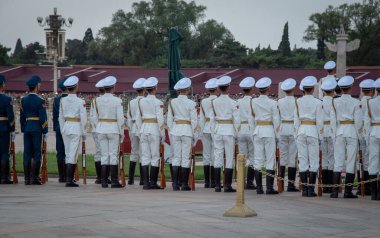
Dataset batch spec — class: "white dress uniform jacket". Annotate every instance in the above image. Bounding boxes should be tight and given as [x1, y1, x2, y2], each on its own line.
[237, 96, 255, 166]
[90, 96, 101, 162]
[321, 95, 334, 170]
[364, 96, 380, 175]
[59, 94, 87, 164]
[359, 95, 372, 171]
[199, 95, 217, 166]
[127, 96, 144, 162]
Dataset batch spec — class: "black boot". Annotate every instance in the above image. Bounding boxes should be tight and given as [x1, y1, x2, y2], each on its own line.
[172, 166, 180, 191]
[142, 165, 150, 190]
[210, 166, 215, 188]
[330, 172, 340, 198]
[279, 166, 285, 192]
[287, 167, 299, 192]
[224, 168, 236, 192]
[31, 161, 42, 185]
[94, 161, 101, 184]
[214, 167, 221, 192]
[300, 172, 308, 197]
[107, 166, 112, 184]
[322, 170, 329, 193]
[1, 160, 12, 184]
[245, 167, 257, 190]
[101, 165, 109, 188]
[308, 172, 317, 197]
[255, 171, 264, 194]
[65, 164, 79, 187]
[128, 161, 136, 185]
[327, 170, 334, 193]
[177, 167, 182, 188]
[139, 163, 143, 185]
[181, 168, 191, 191]
[150, 166, 162, 189]
[377, 179, 380, 201]
[356, 169, 361, 195]
[266, 170, 278, 194]
[369, 175, 378, 200]
[344, 173, 358, 198]
[57, 159, 65, 183]
[110, 165, 123, 188]
[23, 161, 31, 185]
[364, 171, 371, 196]
[203, 165, 210, 188]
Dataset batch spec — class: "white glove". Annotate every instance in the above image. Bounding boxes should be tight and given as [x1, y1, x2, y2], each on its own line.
[82, 135, 87, 141]
[11, 132, 16, 141]
[43, 133, 48, 142]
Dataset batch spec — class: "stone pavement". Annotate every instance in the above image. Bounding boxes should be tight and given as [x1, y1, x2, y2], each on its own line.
[0, 179, 379, 238]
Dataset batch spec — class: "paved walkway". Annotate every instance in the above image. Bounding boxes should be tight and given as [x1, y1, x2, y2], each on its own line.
[0, 179, 379, 238]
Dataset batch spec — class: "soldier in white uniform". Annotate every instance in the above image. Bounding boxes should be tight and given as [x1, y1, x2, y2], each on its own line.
[210, 76, 240, 192]
[252, 77, 280, 195]
[167, 78, 197, 191]
[59, 76, 87, 187]
[357, 79, 375, 195]
[294, 76, 323, 197]
[365, 78, 380, 200]
[330, 75, 361, 199]
[199, 78, 218, 188]
[320, 77, 337, 193]
[127, 78, 145, 186]
[278, 78, 299, 192]
[318, 61, 336, 99]
[135, 77, 164, 190]
[93, 76, 124, 188]
[90, 79, 105, 184]
[237, 77, 256, 190]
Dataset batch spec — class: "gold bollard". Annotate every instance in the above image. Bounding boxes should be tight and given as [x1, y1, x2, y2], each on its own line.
[223, 154, 257, 217]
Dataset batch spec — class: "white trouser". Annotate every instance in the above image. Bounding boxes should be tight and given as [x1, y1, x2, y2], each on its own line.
[279, 135, 297, 167]
[321, 137, 334, 170]
[140, 133, 160, 167]
[213, 134, 235, 169]
[296, 135, 319, 172]
[202, 133, 214, 166]
[98, 133, 120, 165]
[253, 137, 275, 170]
[92, 132, 101, 162]
[368, 137, 380, 175]
[357, 138, 369, 171]
[333, 136, 358, 174]
[238, 134, 254, 167]
[130, 133, 141, 162]
[62, 134, 80, 164]
[172, 135, 192, 168]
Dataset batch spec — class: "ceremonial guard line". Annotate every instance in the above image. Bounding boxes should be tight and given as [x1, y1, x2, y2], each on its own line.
[0, 60, 379, 201]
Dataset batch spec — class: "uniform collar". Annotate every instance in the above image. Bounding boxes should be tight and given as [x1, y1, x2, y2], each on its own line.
[178, 95, 188, 99]
[258, 95, 268, 99]
[67, 94, 77, 97]
[341, 94, 351, 98]
[219, 94, 229, 98]
[147, 94, 156, 98]
[243, 95, 251, 99]
[209, 95, 217, 99]
[285, 95, 294, 99]
[323, 95, 332, 99]
[362, 95, 371, 99]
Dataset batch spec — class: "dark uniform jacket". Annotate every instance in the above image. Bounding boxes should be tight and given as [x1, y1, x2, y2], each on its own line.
[0, 93, 15, 132]
[20, 93, 48, 134]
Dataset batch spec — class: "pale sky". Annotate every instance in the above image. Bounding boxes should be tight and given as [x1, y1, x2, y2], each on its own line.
[0, 0, 361, 53]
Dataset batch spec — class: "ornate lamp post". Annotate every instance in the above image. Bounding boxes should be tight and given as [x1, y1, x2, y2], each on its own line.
[37, 8, 73, 94]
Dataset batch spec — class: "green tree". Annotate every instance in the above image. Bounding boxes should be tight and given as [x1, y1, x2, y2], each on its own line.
[13, 38, 24, 60]
[20, 42, 45, 64]
[278, 22, 291, 56]
[0, 44, 11, 65]
[211, 37, 247, 67]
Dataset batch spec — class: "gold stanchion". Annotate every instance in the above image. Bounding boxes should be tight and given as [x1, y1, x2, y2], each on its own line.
[223, 154, 257, 217]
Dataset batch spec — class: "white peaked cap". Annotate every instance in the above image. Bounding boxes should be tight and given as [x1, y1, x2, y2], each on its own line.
[281, 78, 296, 91]
[321, 77, 337, 91]
[324, 61, 336, 70]
[239, 77, 255, 89]
[144, 77, 158, 88]
[359, 79, 374, 89]
[301, 76, 317, 88]
[217, 76, 232, 86]
[133, 78, 146, 89]
[255, 77, 272, 89]
[205, 78, 218, 89]
[174, 77, 191, 90]
[63, 76, 79, 87]
[338, 75, 354, 87]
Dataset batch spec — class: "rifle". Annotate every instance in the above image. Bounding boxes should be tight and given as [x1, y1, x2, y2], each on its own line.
[119, 142, 126, 187]
[82, 141, 87, 184]
[359, 149, 365, 197]
[317, 149, 323, 196]
[160, 143, 166, 189]
[276, 147, 283, 193]
[41, 141, 47, 184]
[189, 147, 196, 191]
[10, 141, 18, 184]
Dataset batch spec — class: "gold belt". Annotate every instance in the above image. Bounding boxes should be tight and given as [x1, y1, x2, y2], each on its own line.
[281, 120, 293, 124]
[371, 122, 380, 126]
[26, 117, 39, 121]
[241, 121, 248, 124]
[65, 117, 80, 122]
[324, 121, 330, 125]
[216, 119, 233, 124]
[143, 118, 158, 123]
[175, 120, 191, 125]
[99, 118, 117, 122]
[256, 121, 273, 126]
[301, 120, 316, 125]
[205, 118, 210, 122]
[0, 117, 8, 121]
[339, 120, 354, 125]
